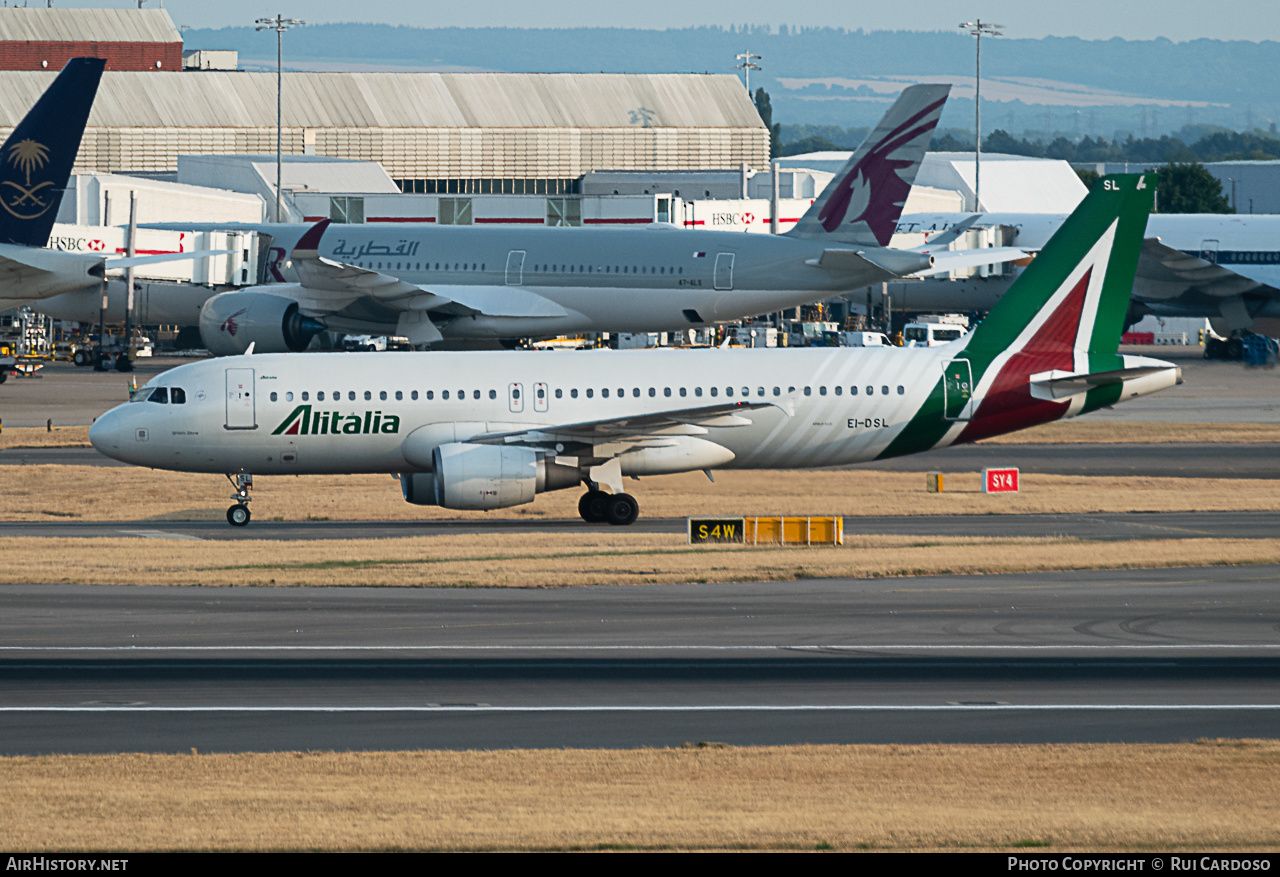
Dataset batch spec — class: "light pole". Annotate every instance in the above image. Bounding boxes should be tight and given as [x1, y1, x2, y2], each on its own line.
[959, 20, 1002, 212]
[735, 51, 761, 93]
[256, 14, 304, 222]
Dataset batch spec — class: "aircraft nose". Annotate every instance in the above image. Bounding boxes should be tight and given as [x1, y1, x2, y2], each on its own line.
[89, 408, 126, 459]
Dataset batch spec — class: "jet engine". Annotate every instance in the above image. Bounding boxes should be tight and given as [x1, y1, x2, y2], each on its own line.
[198, 288, 326, 356]
[399, 442, 579, 510]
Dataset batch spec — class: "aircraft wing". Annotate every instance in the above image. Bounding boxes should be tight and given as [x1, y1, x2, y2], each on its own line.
[288, 219, 567, 319]
[1136, 238, 1274, 300]
[0, 242, 103, 304]
[476, 400, 787, 447]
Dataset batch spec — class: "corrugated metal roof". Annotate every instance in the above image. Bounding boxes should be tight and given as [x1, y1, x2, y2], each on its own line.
[0, 70, 764, 130]
[0, 8, 181, 43]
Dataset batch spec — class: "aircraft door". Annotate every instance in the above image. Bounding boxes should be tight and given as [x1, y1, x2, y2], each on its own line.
[225, 367, 257, 430]
[508, 382, 524, 413]
[1200, 239, 1220, 264]
[506, 250, 526, 285]
[534, 382, 549, 413]
[941, 359, 974, 421]
[714, 253, 735, 290]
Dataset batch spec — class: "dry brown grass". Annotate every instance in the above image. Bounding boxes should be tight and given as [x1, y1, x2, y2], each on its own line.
[2, 742, 1278, 851]
[0, 426, 91, 449]
[2, 464, 1279, 523]
[4, 533, 1278, 588]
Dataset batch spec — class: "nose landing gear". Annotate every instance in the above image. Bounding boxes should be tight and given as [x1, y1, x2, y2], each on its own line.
[225, 472, 253, 527]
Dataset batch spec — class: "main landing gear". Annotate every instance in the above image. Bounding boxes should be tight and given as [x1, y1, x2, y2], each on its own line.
[578, 489, 639, 526]
[225, 472, 253, 527]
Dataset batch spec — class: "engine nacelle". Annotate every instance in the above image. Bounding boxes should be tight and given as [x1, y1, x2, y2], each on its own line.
[398, 472, 440, 507]
[198, 288, 325, 356]
[398, 442, 579, 510]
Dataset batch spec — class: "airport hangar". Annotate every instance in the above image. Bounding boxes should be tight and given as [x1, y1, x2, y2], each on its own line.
[0, 9, 768, 200]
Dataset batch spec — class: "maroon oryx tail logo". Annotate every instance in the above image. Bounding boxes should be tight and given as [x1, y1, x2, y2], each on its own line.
[221, 308, 249, 337]
[817, 95, 946, 245]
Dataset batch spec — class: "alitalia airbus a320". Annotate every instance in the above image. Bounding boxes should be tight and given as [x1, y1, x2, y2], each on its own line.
[90, 174, 1179, 527]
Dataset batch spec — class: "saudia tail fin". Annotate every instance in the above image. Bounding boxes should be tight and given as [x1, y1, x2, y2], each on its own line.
[880, 174, 1170, 457]
[0, 57, 105, 247]
[786, 83, 949, 246]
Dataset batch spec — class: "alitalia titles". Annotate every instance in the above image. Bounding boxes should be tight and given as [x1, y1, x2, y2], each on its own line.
[272, 404, 401, 437]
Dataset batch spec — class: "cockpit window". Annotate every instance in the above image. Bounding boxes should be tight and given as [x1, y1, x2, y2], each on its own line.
[147, 387, 169, 404]
[171, 388, 186, 404]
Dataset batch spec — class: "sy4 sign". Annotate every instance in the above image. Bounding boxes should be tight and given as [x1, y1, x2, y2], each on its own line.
[983, 467, 1020, 494]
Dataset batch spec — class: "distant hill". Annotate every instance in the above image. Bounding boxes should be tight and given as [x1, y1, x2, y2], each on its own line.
[185, 25, 1280, 139]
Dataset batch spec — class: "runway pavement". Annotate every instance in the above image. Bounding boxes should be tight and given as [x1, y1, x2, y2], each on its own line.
[1, 564, 1278, 752]
[3, 349, 1278, 754]
[0, 509, 1276, 541]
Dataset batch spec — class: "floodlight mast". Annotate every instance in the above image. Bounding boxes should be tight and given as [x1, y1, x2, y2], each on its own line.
[735, 51, 762, 93]
[255, 14, 305, 223]
[959, 20, 1003, 212]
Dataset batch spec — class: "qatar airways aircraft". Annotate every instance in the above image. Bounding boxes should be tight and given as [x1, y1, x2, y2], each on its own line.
[90, 174, 1178, 527]
[64, 83, 1020, 354]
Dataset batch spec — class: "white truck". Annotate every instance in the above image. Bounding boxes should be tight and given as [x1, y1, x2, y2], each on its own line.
[902, 314, 971, 347]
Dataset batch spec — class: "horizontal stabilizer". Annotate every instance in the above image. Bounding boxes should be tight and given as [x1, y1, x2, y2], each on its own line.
[911, 247, 1028, 277]
[806, 248, 933, 277]
[1029, 365, 1180, 400]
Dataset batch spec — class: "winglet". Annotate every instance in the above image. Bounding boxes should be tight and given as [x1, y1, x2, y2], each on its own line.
[292, 219, 331, 259]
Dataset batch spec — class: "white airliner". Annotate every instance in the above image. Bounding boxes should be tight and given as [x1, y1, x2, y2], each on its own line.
[90, 174, 1178, 527]
[47, 84, 1021, 353]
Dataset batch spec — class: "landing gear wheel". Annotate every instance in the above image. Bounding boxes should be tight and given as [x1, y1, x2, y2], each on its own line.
[224, 472, 254, 527]
[578, 490, 609, 524]
[604, 493, 639, 526]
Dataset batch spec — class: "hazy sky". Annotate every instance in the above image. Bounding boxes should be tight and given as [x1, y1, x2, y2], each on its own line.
[66, 1, 1280, 43]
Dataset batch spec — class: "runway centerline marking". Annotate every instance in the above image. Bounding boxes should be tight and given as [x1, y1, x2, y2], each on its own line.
[116, 529, 206, 541]
[3, 644, 1280, 652]
[3, 704, 1280, 713]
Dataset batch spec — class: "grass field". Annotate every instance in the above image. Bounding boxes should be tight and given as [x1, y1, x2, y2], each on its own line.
[3, 464, 1280, 524]
[4, 532, 1278, 587]
[3, 742, 1277, 851]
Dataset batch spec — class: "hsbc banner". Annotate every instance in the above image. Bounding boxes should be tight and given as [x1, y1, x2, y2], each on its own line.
[44, 223, 251, 285]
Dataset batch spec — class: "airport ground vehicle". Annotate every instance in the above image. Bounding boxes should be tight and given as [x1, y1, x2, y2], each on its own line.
[90, 175, 1178, 527]
[903, 314, 971, 347]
